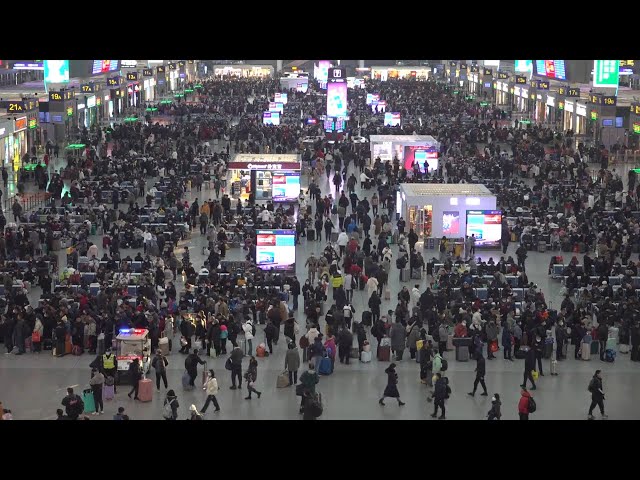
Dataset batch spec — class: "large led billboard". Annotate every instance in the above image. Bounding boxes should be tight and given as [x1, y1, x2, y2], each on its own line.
[44, 60, 69, 83]
[593, 60, 620, 88]
[466, 210, 503, 247]
[534, 60, 567, 80]
[91, 60, 120, 75]
[255, 229, 296, 271]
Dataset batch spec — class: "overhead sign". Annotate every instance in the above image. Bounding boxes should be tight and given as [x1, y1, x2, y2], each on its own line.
[156, 66, 165, 74]
[7, 101, 25, 113]
[483, 68, 492, 76]
[81, 83, 95, 93]
[167, 63, 176, 70]
[49, 91, 64, 102]
[126, 72, 138, 81]
[14, 116, 27, 132]
[107, 76, 121, 87]
[13, 62, 44, 70]
[593, 60, 620, 88]
[567, 87, 581, 97]
[497, 71, 509, 79]
[120, 60, 137, 68]
[515, 75, 527, 84]
[537, 80, 550, 90]
[143, 68, 153, 77]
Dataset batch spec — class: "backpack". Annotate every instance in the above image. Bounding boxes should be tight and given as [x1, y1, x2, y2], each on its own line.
[163, 399, 175, 419]
[440, 358, 448, 372]
[588, 379, 595, 393]
[528, 396, 537, 413]
[251, 323, 256, 337]
[310, 394, 323, 418]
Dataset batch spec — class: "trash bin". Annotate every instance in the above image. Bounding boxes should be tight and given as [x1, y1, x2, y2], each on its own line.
[452, 337, 473, 362]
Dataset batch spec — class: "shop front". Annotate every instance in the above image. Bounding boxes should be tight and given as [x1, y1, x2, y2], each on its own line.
[397, 183, 497, 247]
[563, 100, 575, 132]
[368, 135, 440, 171]
[23, 99, 39, 154]
[494, 80, 510, 106]
[0, 119, 13, 168]
[126, 82, 141, 108]
[629, 103, 640, 150]
[467, 71, 480, 94]
[213, 64, 274, 78]
[169, 68, 179, 92]
[143, 77, 156, 103]
[545, 94, 558, 126]
[227, 154, 301, 203]
[513, 86, 529, 113]
[534, 93, 545, 123]
[370, 66, 430, 81]
[12, 116, 28, 171]
[575, 103, 588, 136]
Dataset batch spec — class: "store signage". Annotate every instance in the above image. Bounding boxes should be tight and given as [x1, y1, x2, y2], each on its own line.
[515, 75, 527, 84]
[227, 162, 301, 170]
[567, 87, 580, 97]
[81, 83, 94, 93]
[66, 107, 73, 116]
[633, 122, 640, 134]
[77, 103, 85, 110]
[143, 68, 153, 77]
[603, 95, 617, 106]
[530, 79, 538, 88]
[121, 60, 137, 68]
[107, 76, 120, 86]
[126, 72, 138, 81]
[565, 102, 574, 112]
[0, 128, 5, 136]
[14, 116, 27, 131]
[459, 63, 467, 70]
[13, 62, 44, 70]
[590, 111, 598, 120]
[156, 66, 166, 74]
[514, 86, 521, 96]
[49, 91, 64, 101]
[558, 101, 564, 110]
[470, 65, 479, 73]
[631, 104, 640, 115]
[589, 94, 600, 104]
[483, 68, 492, 76]
[87, 95, 96, 108]
[576, 104, 587, 116]
[593, 60, 620, 87]
[28, 118, 37, 129]
[96, 97, 102, 106]
[537, 81, 550, 90]
[546, 96, 555, 107]
[167, 63, 176, 70]
[7, 101, 25, 113]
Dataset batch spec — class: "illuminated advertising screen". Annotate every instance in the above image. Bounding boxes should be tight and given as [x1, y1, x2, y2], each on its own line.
[514, 60, 533, 73]
[404, 146, 438, 172]
[326, 81, 347, 117]
[274, 92, 288, 105]
[384, 112, 401, 127]
[466, 210, 503, 247]
[44, 60, 69, 83]
[296, 81, 308, 93]
[371, 100, 387, 112]
[366, 93, 380, 105]
[255, 229, 296, 271]
[91, 60, 120, 75]
[442, 211, 460, 236]
[593, 60, 620, 88]
[316, 61, 331, 82]
[263, 112, 280, 126]
[271, 172, 301, 202]
[534, 60, 567, 80]
[268, 102, 284, 113]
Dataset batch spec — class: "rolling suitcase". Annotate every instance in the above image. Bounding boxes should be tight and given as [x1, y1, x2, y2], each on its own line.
[82, 389, 95, 414]
[96, 333, 105, 356]
[550, 359, 558, 376]
[138, 378, 153, 402]
[447, 334, 454, 352]
[581, 342, 591, 360]
[103, 384, 115, 401]
[538, 241, 546, 253]
[350, 347, 360, 359]
[619, 344, 630, 354]
[318, 355, 333, 375]
[591, 341, 599, 355]
[277, 371, 289, 388]
[361, 350, 372, 363]
[384, 287, 391, 300]
[307, 229, 315, 241]
[65, 335, 73, 355]
[400, 268, 410, 282]
[377, 345, 391, 361]
[605, 349, 616, 362]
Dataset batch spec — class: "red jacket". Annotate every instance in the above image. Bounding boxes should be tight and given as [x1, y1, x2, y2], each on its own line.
[518, 391, 532, 414]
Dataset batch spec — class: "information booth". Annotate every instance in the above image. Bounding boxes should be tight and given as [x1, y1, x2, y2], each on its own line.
[227, 154, 301, 203]
[115, 328, 151, 385]
[397, 184, 497, 248]
[369, 135, 440, 171]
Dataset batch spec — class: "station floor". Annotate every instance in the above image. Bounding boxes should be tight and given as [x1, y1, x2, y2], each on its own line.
[1, 153, 639, 420]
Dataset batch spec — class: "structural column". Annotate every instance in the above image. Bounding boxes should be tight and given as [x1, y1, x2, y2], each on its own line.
[276, 60, 283, 72]
[359, 60, 365, 68]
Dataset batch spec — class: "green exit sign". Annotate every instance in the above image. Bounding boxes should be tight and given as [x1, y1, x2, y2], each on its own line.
[184, 89, 194, 93]
[160, 100, 172, 104]
[520, 120, 532, 124]
[174, 94, 184, 98]
[480, 102, 489, 107]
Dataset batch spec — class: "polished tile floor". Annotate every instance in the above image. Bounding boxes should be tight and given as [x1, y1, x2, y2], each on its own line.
[1, 150, 639, 420]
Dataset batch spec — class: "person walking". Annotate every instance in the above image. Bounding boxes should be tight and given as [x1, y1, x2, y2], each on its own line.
[89, 368, 105, 415]
[299, 362, 320, 415]
[502, 324, 513, 361]
[61, 387, 84, 420]
[188, 404, 204, 420]
[244, 356, 262, 400]
[487, 393, 502, 420]
[467, 350, 488, 396]
[587, 370, 608, 420]
[430, 373, 447, 419]
[242, 319, 254, 355]
[285, 342, 301, 386]
[152, 349, 169, 392]
[162, 390, 179, 420]
[127, 358, 142, 400]
[185, 348, 206, 388]
[520, 346, 537, 390]
[201, 369, 220, 413]
[378, 363, 406, 407]
[518, 388, 534, 420]
[229, 344, 244, 389]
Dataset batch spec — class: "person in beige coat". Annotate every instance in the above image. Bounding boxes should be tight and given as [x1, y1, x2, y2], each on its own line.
[201, 369, 220, 413]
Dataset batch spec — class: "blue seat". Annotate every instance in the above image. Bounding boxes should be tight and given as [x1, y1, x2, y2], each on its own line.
[476, 288, 488, 300]
[127, 285, 138, 297]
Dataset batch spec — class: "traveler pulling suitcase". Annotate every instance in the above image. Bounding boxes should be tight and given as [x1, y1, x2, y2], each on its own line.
[581, 342, 591, 360]
[83, 389, 95, 414]
[138, 378, 153, 402]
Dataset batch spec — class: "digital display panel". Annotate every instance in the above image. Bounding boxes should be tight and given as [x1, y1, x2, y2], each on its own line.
[384, 112, 401, 127]
[326, 80, 347, 118]
[366, 93, 380, 105]
[268, 102, 284, 113]
[534, 60, 567, 80]
[370, 100, 387, 112]
[263, 111, 280, 126]
[271, 172, 301, 202]
[44, 60, 69, 83]
[274, 92, 288, 105]
[316, 61, 331, 82]
[466, 210, 503, 247]
[256, 230, 296, 271]
[442, 211, 460, 236]
[514, 60, 533, 73]
[403, 146, 438, 172]
[91, 60, 120, 75]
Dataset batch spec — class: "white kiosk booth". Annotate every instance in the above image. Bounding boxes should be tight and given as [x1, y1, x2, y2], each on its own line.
[369, 135, 440, 172]
[227, 154, 302, 203]
[397, 183, 498, 248]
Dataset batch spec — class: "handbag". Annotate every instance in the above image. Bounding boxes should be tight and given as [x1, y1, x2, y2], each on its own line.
[225, 357, 233, 371]
[531, 370, 539, 381]
[295, 383, 305, 396]
[490, 340, 498, 353]
[32, 331, 41, 343]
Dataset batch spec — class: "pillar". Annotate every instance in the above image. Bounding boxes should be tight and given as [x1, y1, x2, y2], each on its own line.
[359, 60, 365, 69]
[276, 60, 283, 72]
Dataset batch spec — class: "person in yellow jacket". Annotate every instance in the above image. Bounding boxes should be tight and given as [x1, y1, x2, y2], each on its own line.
[200, 202, 210, 217]
[102, 349, 118, 393]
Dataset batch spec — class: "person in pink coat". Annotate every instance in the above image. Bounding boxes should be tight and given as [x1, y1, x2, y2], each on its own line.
[324, 334, 337, 369]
